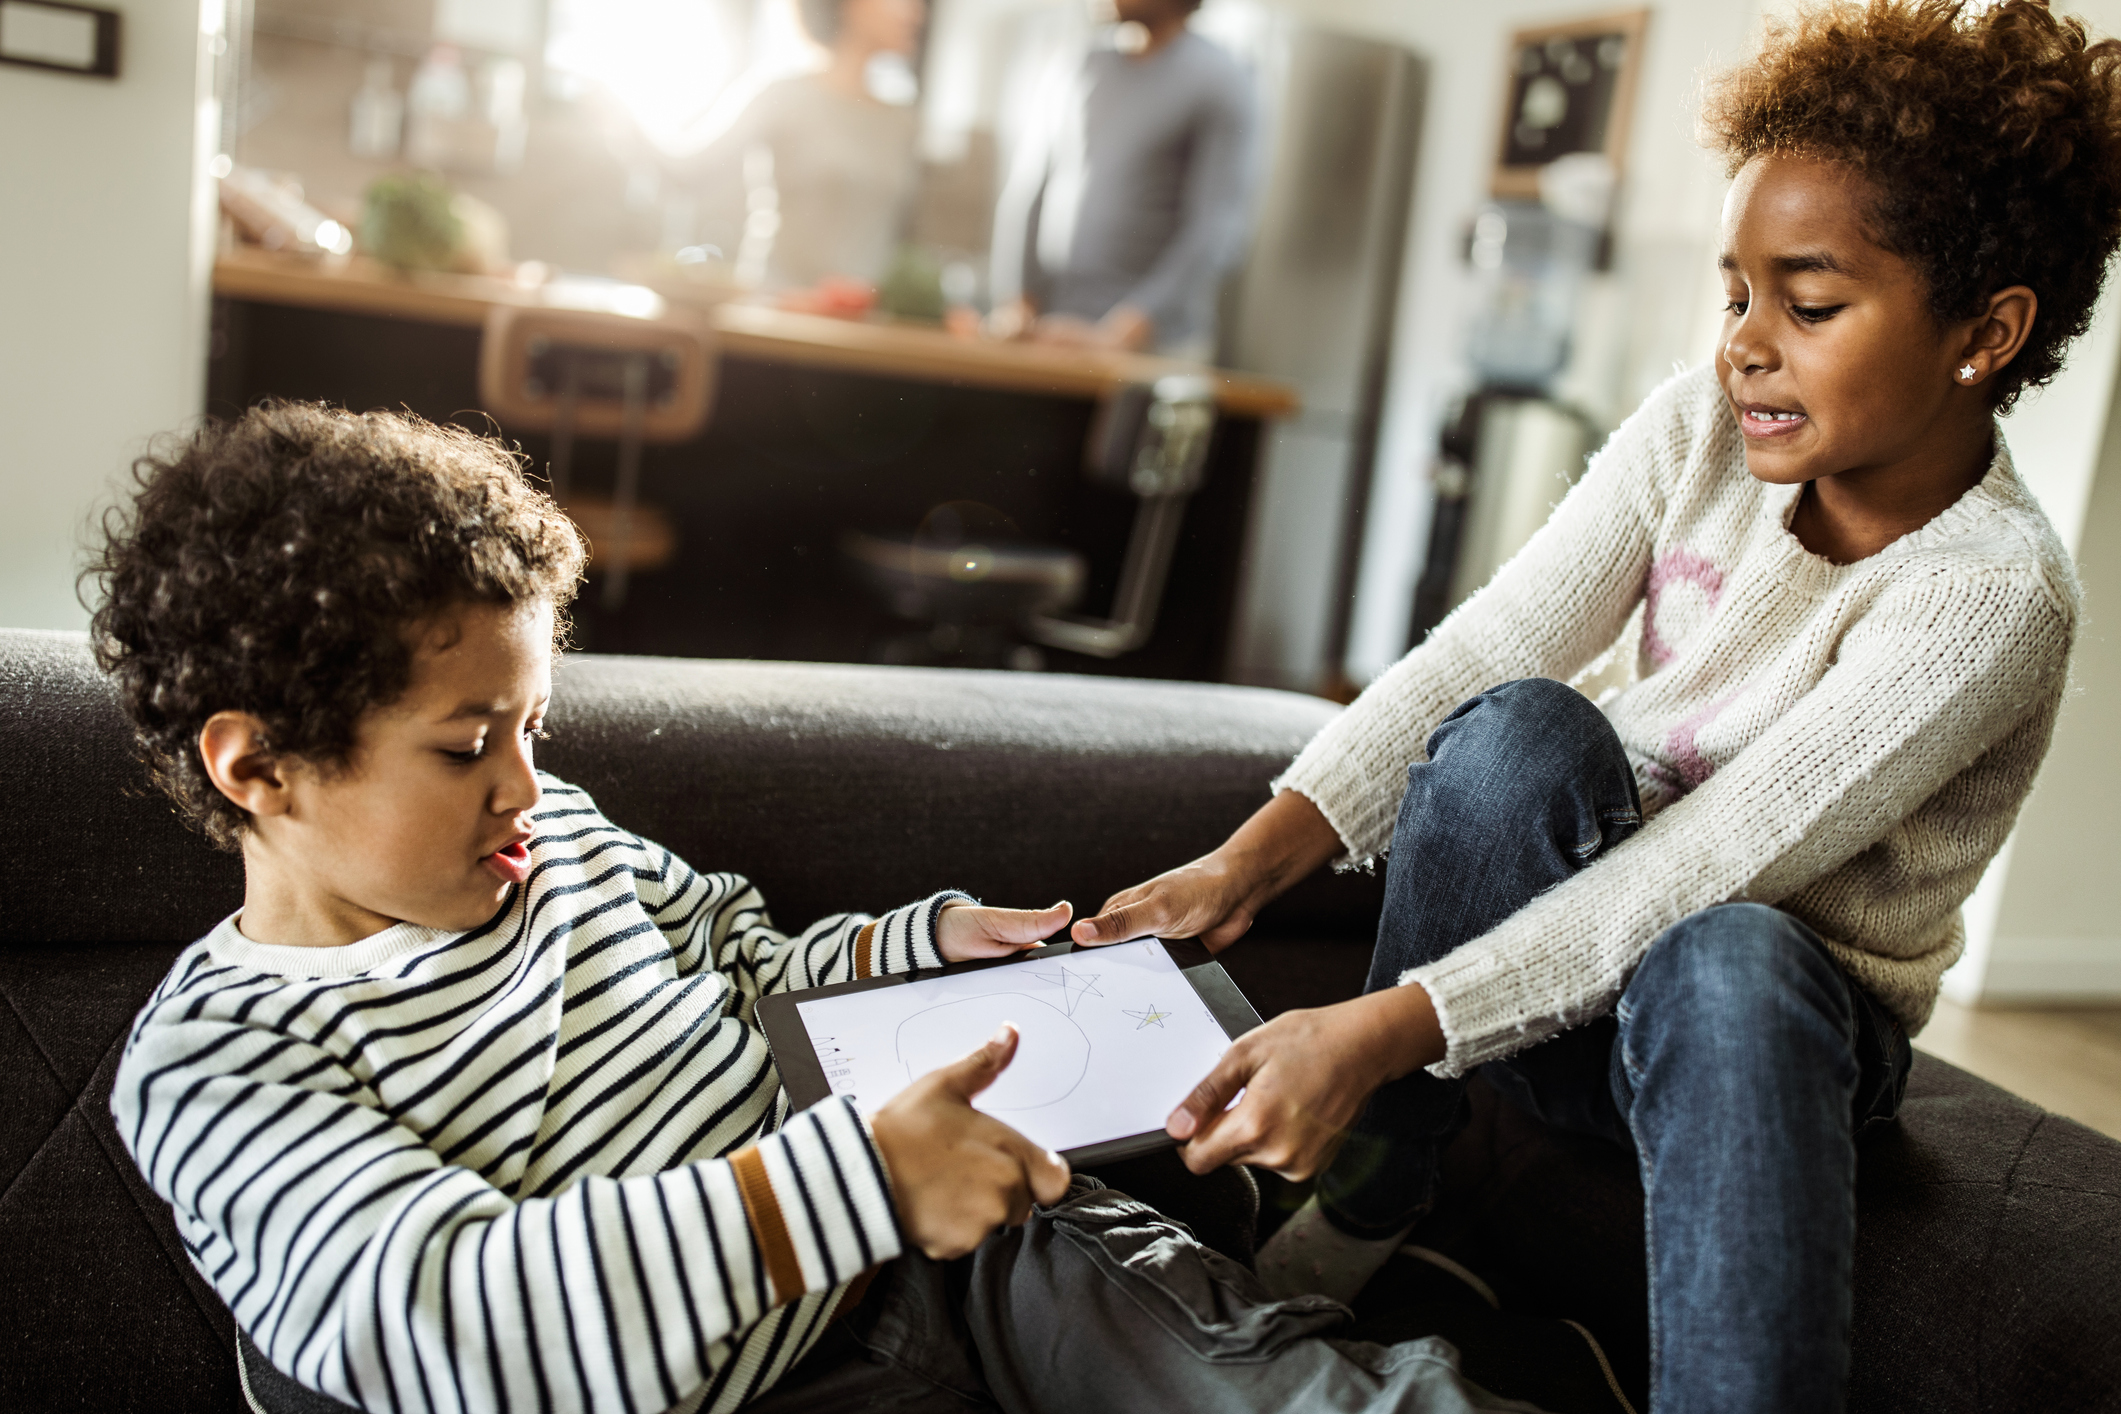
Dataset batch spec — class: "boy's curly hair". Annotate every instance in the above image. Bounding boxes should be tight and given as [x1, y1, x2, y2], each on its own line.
[1701, 0, 2121, 412]
[87, 402, 587, 849]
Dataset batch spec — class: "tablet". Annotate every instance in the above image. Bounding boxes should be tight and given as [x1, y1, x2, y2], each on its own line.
[760, 937, 1263, 1167]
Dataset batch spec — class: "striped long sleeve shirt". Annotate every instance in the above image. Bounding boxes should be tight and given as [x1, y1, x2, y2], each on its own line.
[113, 775, 959, 1414]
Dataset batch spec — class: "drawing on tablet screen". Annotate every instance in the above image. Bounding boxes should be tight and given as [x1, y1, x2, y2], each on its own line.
[895, 993, 1090, 1110]
[797, 938, 1237, 1153]
[1025, 965, 1103, 1017]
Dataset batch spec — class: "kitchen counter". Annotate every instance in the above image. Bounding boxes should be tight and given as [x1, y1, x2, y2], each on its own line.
[208, 248, 1289, 682]
[211, 247, 1300, 420]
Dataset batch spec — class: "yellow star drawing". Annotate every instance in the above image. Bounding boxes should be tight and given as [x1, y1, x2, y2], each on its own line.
[1123, 1003, 1172, 1029]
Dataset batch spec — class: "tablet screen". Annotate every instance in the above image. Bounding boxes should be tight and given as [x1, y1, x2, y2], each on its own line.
[791, 938, 1235, 1155]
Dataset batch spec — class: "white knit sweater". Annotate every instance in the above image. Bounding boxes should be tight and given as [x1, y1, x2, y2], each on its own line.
[1279, 366, 2078, 1077]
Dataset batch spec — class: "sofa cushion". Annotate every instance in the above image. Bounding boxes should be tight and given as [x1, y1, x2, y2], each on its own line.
[1846, 1060, 2121, 1412]
[1408, 1055, 2121, 1413]
[0, 940, 239, 1414]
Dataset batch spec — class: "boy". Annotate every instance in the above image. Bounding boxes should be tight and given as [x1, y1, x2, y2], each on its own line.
[101, 403, 1544, 1413]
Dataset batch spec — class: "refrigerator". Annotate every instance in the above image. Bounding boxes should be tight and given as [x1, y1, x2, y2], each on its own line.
[1215, 21, 1425, 693]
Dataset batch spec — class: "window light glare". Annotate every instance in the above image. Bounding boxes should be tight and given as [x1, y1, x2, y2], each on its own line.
[313, 219, 353, 255]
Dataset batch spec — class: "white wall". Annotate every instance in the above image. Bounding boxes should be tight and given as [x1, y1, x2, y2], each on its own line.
[1940, 0, 2121, 1004]
[0, 0, 216, 631]
[1946, 280, 2121, 1004]
[1956, 419, 2121, 1002]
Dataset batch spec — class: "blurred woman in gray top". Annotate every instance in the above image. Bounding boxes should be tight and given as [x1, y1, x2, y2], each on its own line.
[991, 0, 1257, 358]
[687, 0, 924, 291]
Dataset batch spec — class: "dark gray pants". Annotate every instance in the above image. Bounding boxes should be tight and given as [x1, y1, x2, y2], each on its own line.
[750, 1176, 1546, 1414]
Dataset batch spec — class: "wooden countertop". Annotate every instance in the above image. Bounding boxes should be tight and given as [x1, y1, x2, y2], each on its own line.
[213, 248, 1300, 419]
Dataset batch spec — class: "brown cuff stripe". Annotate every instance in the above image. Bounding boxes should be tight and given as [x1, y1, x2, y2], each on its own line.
[854, 920, 879, 979]
[829, 1264, 882, 1325]
[729, 1147, 804, 1306]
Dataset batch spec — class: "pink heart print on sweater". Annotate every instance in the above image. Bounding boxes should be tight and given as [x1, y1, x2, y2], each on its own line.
[1641, 548, 1743, 796]
[1643, 548, 1725, 668]
[1650, 688, 1748, 794]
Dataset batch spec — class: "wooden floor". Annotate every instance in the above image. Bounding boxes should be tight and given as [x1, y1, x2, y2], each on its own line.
[1915, 999, 2121, 1139]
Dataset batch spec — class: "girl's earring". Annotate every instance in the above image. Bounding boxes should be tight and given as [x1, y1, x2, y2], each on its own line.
[1959, 363, 1979, 382]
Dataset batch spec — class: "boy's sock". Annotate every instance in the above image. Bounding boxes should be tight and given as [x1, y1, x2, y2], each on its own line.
[1254, 1196, 1418, 1304]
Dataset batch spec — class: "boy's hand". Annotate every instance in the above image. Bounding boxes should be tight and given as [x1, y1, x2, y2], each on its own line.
[936, 900, 1071, 962]
[870, 1025, 1073, 1259]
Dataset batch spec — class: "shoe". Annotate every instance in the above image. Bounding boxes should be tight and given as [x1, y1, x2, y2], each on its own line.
[1253, 1197, 1418, 1304]
[1350, 1245, 1642, 1414]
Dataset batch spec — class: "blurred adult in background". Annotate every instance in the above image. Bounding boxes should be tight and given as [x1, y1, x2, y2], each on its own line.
[990, 0, 1256, 358]
[688, 0, 925, 290]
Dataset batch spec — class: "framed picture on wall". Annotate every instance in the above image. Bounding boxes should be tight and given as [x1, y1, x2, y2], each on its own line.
[1492, 8, 1648, 199]
[0, 0, 120, 78]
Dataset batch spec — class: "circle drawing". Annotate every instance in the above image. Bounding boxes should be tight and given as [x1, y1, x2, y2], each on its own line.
[895, 992, 1090, 1111]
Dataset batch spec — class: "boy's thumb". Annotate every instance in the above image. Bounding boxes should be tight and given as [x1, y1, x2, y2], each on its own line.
[938, 1024, 1019, 1099]
[989, 902, 1074, 946]
[1028, 1143, 1072, 1206]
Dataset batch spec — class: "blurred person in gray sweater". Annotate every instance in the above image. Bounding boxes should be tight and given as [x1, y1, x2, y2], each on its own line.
[990, 0, 1257, 358]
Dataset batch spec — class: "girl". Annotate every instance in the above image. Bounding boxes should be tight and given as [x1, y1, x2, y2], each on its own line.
[1071, 3, 2120, 1410]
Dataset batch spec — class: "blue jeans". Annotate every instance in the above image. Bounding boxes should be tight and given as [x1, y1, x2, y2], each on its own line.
[1315, 679, 1911, 1414]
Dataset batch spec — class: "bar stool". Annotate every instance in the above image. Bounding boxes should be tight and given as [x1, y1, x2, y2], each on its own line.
[839, 373, 1217, 667]
[478, 302, 716, 609]
[1027, 373, 1218, 658]
[840, 504, 1087, 670]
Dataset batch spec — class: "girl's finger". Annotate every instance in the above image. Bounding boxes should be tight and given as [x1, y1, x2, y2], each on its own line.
[1167, 1047, 1251, 1139]
[1072, 895, 1161, 945]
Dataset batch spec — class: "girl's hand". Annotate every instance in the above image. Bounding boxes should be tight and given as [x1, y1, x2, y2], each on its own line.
[1069, 854, 1262, 953]
[936, 900, 1071, 962]
[1162, 985, 1445, 1180]
[870, 1025, 1073, 1259]
[1071, 790, 1343, 953]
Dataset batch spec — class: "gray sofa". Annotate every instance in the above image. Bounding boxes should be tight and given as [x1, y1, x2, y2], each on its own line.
[3, 626, 2116, 1412]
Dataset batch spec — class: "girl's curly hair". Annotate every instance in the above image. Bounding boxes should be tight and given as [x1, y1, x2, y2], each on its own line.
[86, 402, 587, 849]
[1701, 0, 2121, 412]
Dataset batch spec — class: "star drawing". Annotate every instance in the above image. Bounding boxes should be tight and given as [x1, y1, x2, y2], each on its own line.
[1123, 1003, 1173, 1029]
[1029, 965, 1104, 1017]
